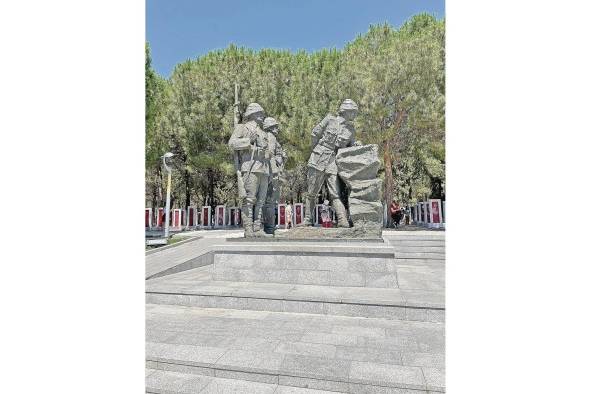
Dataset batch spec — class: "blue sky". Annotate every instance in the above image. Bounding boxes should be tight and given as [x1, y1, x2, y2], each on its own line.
[146, 0, 445, 77]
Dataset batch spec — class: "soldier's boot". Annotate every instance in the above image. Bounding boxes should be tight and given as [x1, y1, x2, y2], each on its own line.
[242, 203, 255, 237]
[252, 220, 266, 237]
[332, 199, 350, 228]
[252, 203, 269, 237]
[302, 197, 314, 226]
[262, 203, 275, 235]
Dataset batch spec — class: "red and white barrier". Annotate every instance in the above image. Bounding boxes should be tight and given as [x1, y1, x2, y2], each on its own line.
[187, 207, 197, 228]
[278, 204, 287, 228]
[228, 207, 241, 226]
[412, 200, 445, 228]
[294, 203, 303, 226]
[172, 208, 182, 230]
[146, 202, 327, 230]
[201, 206, 211, 227]
[156, 208, 164, 228]
[314, 204, 322, 226]
[215, 205, 226, 227]
[428, 199, 443, 229]
[145, 208, 152, 229]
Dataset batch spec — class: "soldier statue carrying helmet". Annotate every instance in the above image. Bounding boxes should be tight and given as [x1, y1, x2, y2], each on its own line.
[228, 102, 271, 237]
[303, 99, 361, 227]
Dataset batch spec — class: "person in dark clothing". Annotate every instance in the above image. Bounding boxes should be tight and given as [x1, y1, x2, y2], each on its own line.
[389, 200, 403, 228]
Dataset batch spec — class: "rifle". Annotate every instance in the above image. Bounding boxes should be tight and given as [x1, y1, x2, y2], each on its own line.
[233, 83, 247, 199]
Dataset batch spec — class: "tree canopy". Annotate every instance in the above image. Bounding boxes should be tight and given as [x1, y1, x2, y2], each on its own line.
[145, 14, 445, 211]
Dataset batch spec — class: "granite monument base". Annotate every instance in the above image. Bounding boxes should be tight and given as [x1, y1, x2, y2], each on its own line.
[275, 222, 382, 240]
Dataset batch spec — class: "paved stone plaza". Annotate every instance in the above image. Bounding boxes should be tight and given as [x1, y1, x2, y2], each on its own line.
[146, 230, 444, 393]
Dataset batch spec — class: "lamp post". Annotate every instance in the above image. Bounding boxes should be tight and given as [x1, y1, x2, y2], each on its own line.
[162, 152, 175, 238]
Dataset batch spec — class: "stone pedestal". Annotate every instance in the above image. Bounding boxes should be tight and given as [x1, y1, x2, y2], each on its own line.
[213, 243, 396, 288]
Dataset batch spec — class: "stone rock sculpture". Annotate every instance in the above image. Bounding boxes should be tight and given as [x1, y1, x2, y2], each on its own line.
[336, 144, 383, 226]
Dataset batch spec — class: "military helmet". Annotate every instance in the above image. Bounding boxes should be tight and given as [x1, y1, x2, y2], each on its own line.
[338, 99, 359, 113]
[244, 102, 265, 118]
[263, 117, 279, 131]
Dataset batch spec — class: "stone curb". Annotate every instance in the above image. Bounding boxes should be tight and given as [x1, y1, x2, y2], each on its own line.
[213, 243, 396, 256]
[145, 352, 445, 393]
[228, 237, 385, 243]
[145, 236, 203, 256]
[146, 293, 445, 323]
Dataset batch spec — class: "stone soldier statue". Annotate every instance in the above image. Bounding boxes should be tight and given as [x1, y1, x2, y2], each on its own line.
[262, 117, 287, 234]
[303, 99, 360, 227]
[228, 103, 271, 237]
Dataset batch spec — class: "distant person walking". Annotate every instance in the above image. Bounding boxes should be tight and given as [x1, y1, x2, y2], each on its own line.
[320, 200, 333, 228]
[285, 202, 293, 229]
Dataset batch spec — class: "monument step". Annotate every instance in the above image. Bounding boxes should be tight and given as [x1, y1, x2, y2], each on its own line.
[146, 237, 445, 281]
[392, 259, 445, 269]
[387, 238, 445, 244]
[388, 240, 445, 247]
[146, 368, 350, 394]
[146, 278, 444, 323]
[394, 252, 444, 260]
[146, 304, 444, 393]
[391, 246, 445, 253]
[384, 234, 445, 241]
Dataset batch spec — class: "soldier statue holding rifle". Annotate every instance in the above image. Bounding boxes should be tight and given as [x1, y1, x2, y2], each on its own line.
[228, 102, 271, 237]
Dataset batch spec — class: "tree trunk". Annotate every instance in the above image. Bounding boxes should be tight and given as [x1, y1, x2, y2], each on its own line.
[184, 170, 191, 209]
[382, 110, 407, 228]
[157, 166, 163, 208]
[151, 172, 158, 209]
[208, 169, 215, 207]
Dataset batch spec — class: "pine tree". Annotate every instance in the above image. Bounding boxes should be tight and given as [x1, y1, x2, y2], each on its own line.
[145, 14, 445, 212]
